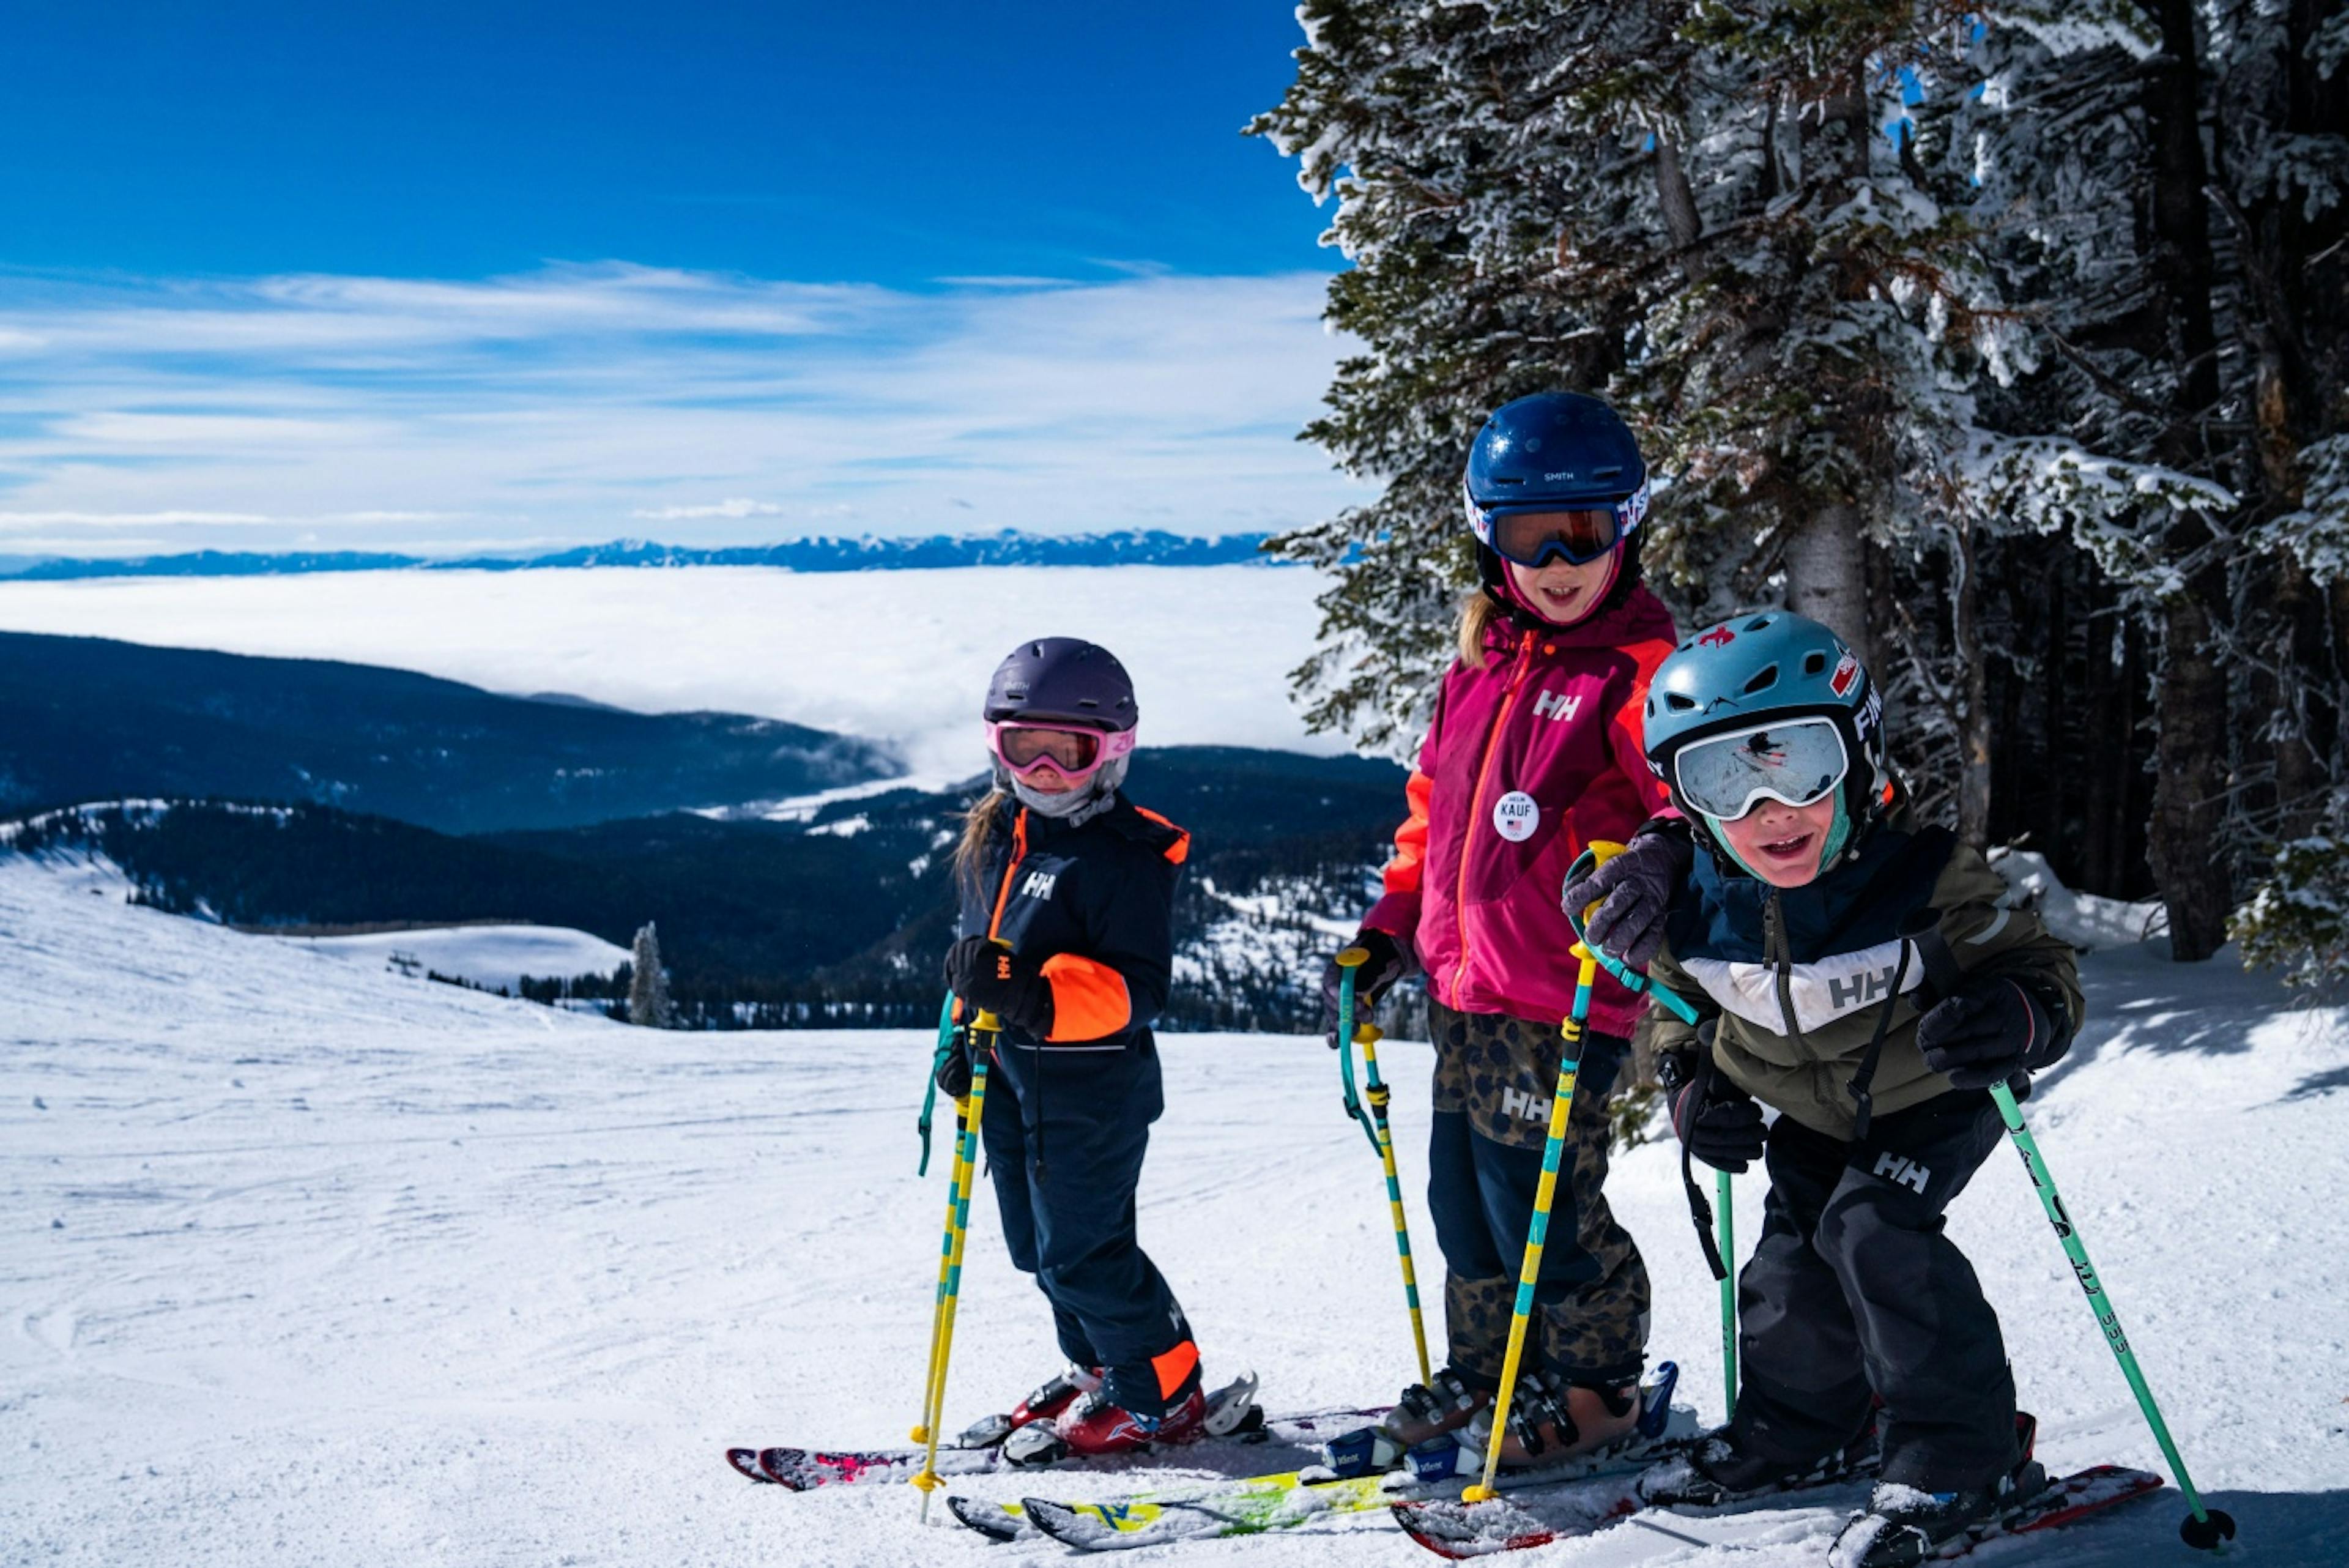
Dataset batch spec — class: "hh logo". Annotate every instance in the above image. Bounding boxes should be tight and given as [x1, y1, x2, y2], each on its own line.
[1872, 1153, 1931, 1195]
[1020, 870, 1058, 901]
[1699, 625, 1737, 648]
[1532, 689, 1583, 723]
[1828, 964, 1898, 1010]
[1499, 1087, 1548, 1124]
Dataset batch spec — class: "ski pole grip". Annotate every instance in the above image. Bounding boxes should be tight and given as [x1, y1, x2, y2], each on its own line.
[1564, 839, 1626, 931]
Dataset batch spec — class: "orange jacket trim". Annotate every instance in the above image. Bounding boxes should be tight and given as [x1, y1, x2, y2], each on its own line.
[1380, 768, 1434, 896]
[1151, 1338, 1201, 1400]
[984, 808, 1031, 941]
[1039, 953, 1132, 1041]
[1130, 804, 1192, 865]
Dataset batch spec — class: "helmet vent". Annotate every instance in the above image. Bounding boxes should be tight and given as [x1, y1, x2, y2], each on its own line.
[1492, 475, 1525, 485]
[1590, 465, 1623, 480]
[1803, 651, 1828, 675]
[1741, 664, 1779, 696]
[1743, 615, 1773, 633]
[1664, 692, 1698, 711]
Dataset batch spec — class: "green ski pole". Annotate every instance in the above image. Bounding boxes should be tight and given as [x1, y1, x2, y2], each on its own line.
[915, 989, 957, 1176]
[1336, 948, 1432, 1386]
[1990, 1080, 2235, 1549]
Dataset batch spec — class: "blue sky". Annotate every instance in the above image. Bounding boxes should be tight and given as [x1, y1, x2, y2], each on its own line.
[0, 2, 1356, 557]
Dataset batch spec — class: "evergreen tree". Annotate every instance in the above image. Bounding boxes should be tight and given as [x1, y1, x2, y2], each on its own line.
[628, 921, 674, 1028]
[1255, 0, 2347, 971]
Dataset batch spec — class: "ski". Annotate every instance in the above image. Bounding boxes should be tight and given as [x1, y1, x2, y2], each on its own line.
[1392, 1463, 2163, 1561]
[1000, 1372, 1698, 1553]
[724, 1376, 1376, 1492]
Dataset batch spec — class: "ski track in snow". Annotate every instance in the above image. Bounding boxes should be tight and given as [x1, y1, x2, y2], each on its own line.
[3, 852, 2347, 1565]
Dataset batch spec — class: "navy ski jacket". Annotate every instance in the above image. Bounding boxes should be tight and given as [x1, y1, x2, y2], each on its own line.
[954, 792, 1187, 1052]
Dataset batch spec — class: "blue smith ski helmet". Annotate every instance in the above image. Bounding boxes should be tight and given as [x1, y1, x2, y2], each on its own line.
[1463, 392, 1651, 584]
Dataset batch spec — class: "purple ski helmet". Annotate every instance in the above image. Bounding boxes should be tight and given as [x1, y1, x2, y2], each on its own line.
[983, 637, 1139, 733]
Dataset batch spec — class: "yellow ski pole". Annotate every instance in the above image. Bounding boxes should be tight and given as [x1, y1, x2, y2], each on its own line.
[911, 1077, 973, 1444]
[910, 1008, 998, 1517]
[1336, 947, 1433, 1386]
[1462, 839, 1629, 1504]
[1462, 940, 1596, 1503]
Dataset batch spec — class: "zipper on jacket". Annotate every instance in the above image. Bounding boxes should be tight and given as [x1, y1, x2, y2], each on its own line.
[985, 808, 1030, 943]
[1764, 889, 1810, 1055]
[1452, 629, 1538, 995]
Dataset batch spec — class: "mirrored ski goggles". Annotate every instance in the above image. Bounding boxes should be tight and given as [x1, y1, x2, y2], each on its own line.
[987, 721, 1135, 781]
[1672, 716, 1851, 821]
[1475, 505, 1626, 568]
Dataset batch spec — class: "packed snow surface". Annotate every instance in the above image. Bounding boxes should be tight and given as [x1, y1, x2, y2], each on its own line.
[0, 563, 1341, 775]
[274, 923, 631, 997]
[5, 852, 2348, 1566]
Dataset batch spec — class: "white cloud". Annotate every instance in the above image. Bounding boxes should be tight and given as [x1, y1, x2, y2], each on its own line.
[0, 262, 1360, 557]
[0, 510, 276, 530]
[629, 497, 786, 521]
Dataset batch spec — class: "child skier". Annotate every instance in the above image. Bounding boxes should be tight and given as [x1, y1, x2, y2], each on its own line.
[937, 636, 1215, 1464]
[1319, 392, 1688, 1470]
[1587, 611, 2083, 1568]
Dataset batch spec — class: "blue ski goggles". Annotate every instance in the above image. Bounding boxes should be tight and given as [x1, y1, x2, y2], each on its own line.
[1466, 480, 1650, 569]
[1672, 716, 1850, 821]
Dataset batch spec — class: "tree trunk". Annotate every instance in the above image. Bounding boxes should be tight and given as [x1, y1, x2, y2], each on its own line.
[1951, 518, 1992, 849]
[1784, 503, 1877, 675]
[2140, 0, 2235, 959]
[2148, 589, 2235, 957]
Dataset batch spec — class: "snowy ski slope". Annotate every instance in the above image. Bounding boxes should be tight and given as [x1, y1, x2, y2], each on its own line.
[4, 851, 2346, 1566]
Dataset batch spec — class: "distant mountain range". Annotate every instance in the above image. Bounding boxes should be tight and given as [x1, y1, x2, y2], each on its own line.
[0, 631, 896, 834]
[0, 630, 1404, 1030]
[0, 529, 1279, 581]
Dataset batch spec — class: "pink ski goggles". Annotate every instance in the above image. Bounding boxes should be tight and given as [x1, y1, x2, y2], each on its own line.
[987, 721, 1135, 781]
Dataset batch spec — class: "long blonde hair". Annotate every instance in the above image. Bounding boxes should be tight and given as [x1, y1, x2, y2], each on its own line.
[1457, 590, 1505, 669]
[952, 787, 1009, 896]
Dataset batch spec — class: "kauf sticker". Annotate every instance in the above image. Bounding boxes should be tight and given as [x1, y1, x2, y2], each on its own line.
[1491, 790, 1540, 842]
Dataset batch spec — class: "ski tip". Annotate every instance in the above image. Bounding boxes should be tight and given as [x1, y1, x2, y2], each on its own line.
[754, 1447, 822, 1490]
[1020, 1496, 1151, 1553]
[724, 1447, 776, 1484]
[945, 1494, 1026, 1543]
[1389, 1497, 1568, 1560]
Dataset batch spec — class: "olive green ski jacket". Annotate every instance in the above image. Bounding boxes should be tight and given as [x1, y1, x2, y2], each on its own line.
[1646, 825, 2084, 1140]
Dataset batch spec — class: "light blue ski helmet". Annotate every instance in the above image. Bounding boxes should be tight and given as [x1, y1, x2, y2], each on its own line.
[1642, 610, 1893, 867]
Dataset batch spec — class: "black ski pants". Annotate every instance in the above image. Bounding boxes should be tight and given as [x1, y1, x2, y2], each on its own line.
[1730, 1088, 2020, 1490]
[978, 1039, 1197, 1418]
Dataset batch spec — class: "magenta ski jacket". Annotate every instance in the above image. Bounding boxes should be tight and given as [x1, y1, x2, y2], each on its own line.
[1362, 585, 1679, 1037]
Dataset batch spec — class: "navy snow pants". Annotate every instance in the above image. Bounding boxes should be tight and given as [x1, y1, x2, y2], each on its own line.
[978, 1039, 1197, 1417]
[1731, 1088, 2020, 1490]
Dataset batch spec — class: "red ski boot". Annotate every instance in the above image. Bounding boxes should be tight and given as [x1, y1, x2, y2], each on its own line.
[1053, 1381, 1209, 1458]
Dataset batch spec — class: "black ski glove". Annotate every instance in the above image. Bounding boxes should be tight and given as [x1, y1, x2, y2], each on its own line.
[933, 1024, 974, 1100]
[1658, 1043, 1765, 1174]
[1559, 820, 1693, 971]
[944, 935, 1055, 1039]
[1318, 927, 1410, 1046]
[1916, 976, 2063, 1090]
